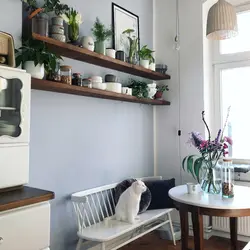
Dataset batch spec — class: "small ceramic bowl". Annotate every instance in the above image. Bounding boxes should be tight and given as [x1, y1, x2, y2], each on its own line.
[52, 17, 64, 26]
[51, 34, 66, 43]
[106, 82, 122, 93]
[91, 76, 102, 83]
[92, 83, 107, 90]
[51, 25, 64, 35]
[105, 74, 118, 83]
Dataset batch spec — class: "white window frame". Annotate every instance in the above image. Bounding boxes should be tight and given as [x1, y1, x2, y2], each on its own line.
[213, 3, 250, 164]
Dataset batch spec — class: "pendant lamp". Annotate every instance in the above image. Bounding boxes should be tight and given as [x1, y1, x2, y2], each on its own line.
[207, 0, 238, 40]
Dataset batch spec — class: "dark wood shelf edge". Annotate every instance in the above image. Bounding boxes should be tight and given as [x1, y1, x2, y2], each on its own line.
[32, 33, 171, 81]
[0, 186, 55, 212]
[31, 78, 171, 106]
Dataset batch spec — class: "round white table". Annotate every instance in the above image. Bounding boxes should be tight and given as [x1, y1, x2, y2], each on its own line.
[169, 185, 250, 250]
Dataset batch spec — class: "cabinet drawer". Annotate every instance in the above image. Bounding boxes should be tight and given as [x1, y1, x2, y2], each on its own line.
[0, 145, 29, 189]
[0, 203, 50, 250]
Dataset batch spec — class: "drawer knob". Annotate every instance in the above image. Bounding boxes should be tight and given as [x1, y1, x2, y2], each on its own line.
[0, 237, 3, 243]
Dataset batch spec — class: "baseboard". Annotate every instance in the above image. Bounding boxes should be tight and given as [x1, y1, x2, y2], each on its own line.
[212, 230, 250, 243]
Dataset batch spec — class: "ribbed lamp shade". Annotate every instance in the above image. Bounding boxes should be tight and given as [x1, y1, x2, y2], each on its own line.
[207, 0, 238, 40]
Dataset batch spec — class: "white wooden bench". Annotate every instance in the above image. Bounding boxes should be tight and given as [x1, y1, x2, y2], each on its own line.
[71, 177, 176, 250]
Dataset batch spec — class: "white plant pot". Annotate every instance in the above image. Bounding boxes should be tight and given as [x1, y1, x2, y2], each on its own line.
[140, 59, 150, 69]
[24, 61, 45, 79]
[149, 63, 156, 71]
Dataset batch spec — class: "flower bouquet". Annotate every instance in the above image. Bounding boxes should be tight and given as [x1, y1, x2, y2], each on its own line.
[182, 109, 232, 194]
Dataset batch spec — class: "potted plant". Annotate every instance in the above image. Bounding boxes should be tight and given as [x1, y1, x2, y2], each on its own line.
[61, 8, 83, 44]
[122, 29, 138, 65]
[129, 79, 149, 98]
[154, 85, 169, 100]
[148, 53, 155, 71]
[15, 39, 62, 79]
[91, 18, 113, 55]
[138, 45, 154, 69]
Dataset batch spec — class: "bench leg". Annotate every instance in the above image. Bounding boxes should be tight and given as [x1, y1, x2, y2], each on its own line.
[76, 239, 82, 250]
[168, 212, 176, 246]
[101, 242, 106, 250]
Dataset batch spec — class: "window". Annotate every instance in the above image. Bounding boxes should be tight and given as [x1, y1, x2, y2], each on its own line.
[213, 4, 250, 162]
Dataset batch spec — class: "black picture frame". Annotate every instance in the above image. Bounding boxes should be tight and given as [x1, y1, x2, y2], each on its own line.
[112, 3, 140, 55]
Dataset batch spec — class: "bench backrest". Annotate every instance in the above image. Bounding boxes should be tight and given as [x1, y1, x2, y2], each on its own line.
[71, 176, 162, 232]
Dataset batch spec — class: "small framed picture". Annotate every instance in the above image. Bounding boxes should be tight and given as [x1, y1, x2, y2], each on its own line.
[112, 3, 140, 56]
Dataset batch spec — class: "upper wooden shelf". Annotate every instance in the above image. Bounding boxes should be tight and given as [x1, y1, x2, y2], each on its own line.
[32, 33, 171, 81]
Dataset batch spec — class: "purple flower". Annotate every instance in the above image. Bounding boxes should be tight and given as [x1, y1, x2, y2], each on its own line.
[188, 132, 204, 148]
[215, 129, 221, 143]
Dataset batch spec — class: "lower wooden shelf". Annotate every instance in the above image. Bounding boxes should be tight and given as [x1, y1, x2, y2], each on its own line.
[31, 78, 171, 106]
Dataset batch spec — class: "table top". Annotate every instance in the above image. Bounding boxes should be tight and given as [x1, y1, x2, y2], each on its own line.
[169, 185, 250, 210]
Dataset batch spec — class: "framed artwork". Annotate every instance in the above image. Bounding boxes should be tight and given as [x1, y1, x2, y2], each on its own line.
[112, 3, 140, 57]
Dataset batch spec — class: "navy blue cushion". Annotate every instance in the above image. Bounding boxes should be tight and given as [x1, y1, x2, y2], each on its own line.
[145, 179, 175, 210]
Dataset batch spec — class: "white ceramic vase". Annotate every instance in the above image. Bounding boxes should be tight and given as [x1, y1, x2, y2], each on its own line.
[24, 61, 45, 79]
[140, 59, 150, 69]
[149, 63, 156, 71]
[147, 83, 157, 99]
[81, 36, 95, 51]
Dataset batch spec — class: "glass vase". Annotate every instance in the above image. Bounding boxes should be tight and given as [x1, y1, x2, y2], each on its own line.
[200, 160, 221, 194]
[68, 23, 80, 43]
[32, 13, 49, 37]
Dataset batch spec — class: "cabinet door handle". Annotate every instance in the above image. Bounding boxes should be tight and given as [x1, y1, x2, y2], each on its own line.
[0, 237, 3, 243]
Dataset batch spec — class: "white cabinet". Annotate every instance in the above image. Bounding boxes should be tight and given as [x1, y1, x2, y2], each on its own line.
[0, 203, 50, 250]
[0, 66, 31, 144]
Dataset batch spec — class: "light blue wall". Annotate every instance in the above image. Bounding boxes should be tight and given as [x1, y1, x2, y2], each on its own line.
[0, 1, 154, 250]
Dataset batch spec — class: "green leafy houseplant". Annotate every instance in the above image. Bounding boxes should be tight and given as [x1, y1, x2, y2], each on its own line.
[122, 29, 138, 64]
[91, 18, 113, 42]
[15, 39, 62, 75]
[138, 45, 154, 60]
[43, 0, 69, 15]
[129, 79, 149, 98]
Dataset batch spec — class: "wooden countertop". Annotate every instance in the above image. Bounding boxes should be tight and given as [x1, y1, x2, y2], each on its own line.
[0, 186, 55, 212]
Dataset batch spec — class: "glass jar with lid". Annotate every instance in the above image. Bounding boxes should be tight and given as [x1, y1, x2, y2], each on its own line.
[72, 73, 82, 86]
[222, 159, 234, 198]
[60, 66, 72, 85]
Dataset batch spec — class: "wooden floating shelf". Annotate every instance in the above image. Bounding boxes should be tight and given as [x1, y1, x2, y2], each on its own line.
[32, 33, 171, 81]
[31, 78, 171, 106]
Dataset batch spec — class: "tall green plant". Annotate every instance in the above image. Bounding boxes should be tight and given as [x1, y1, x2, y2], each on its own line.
[129, 79, 148, 98]
[122, 29, 138, 64]
[43, 0, 70, 15]
[91, 18, 113, 42]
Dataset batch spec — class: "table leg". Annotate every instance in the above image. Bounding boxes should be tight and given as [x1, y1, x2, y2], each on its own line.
[179, 204, 189, 250]
[191, 207, 204, 250]
[230, 217, 238, 250]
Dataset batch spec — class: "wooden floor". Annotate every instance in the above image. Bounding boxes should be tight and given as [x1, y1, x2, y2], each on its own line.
[121, 232, 247, 250]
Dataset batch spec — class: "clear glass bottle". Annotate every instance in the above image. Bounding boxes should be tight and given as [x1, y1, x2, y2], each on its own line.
[60, 66, 72, 85]
[222, 159, 234, 198]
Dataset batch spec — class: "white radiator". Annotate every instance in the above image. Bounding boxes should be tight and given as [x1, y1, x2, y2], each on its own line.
[213, 217, 250, 236]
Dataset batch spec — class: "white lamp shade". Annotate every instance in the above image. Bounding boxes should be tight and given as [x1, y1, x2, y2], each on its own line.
[207, 0, 238, 40]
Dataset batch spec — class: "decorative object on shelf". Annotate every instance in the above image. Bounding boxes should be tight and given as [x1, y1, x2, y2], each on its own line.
[32, 13, 49, 37]
[51, 25, 64, 35]
[122, 29, 138, 65]
[105, 74, 118, 83]
[51, 17, 66, 42]
[0, 32, 15, 68]
[61, 8, 83, 44]
[206, 0, 238, 40]
[106, 82, 122, 93]
[115, 50, 125, 61]
[156, 64, 168, 74]
[15, 38, 61, 79]
[182, 109, 232, 194]
[122, 87, 132, 96]
[92, 17, 113, 55]
[60, 65, 72, 84]
[81, 36, 94, 51]
[112, 3, 140, 58]
[129, 79, 148, 98]
[138, 45, 154, 69]
[47, 60, 61, 82]
[147, 82, 157, 99]
[51, 16, 64, 26]
[154, 85, 169, 100]
[106, 48, 116, 59]
[222, 159, 234, 198]
[72, 73, 82, 86]
[91, 76, 106, 90]
[51, 33, 66, 42]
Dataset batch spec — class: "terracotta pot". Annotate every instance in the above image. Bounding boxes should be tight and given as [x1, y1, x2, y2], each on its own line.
[154, 91, 163, 100]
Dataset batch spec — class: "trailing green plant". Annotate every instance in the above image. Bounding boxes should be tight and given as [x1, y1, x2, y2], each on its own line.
[129, 79, 149, 98]
[156, 85, 169, 93]
[43, 0, 70, 15]
[122, 29, 138, 64]
[92, 18, 113, 42]
[15, 39, 62, 75]
[138, 45, 154, 61]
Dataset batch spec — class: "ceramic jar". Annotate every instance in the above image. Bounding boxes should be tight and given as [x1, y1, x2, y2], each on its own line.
[140, 59, 150, 69]
[50, 17, 66, 42]
[106, 49, 116, 58]
[81, 36, 95, 51]
[147, 82, 157, 99]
